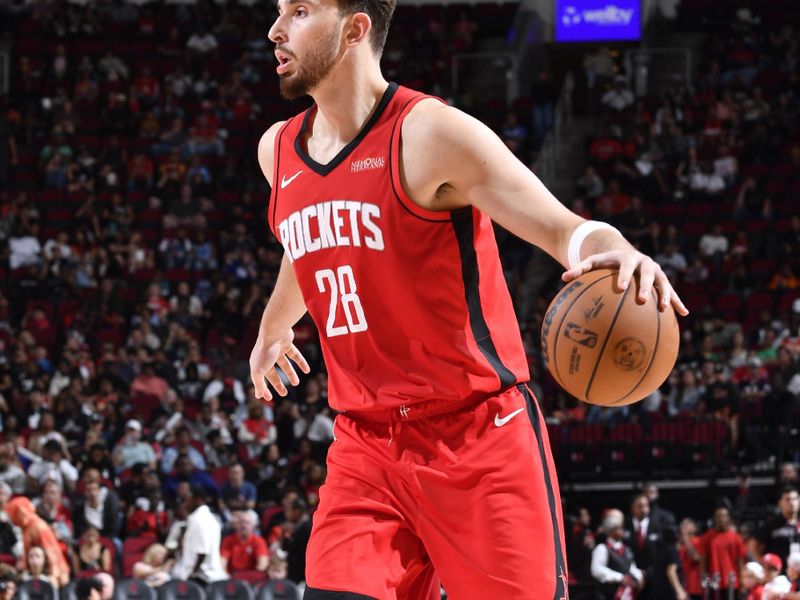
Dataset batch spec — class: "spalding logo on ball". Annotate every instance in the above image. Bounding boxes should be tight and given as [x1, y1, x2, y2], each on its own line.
[541, 268, 680, 407]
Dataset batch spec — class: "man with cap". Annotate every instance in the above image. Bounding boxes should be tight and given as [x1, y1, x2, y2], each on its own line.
[591, 509, 644, 600]
[112, 419, 156, 471]
[763, 553, 792, 598]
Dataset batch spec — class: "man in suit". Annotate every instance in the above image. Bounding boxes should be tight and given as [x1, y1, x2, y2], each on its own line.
[643, 483, 677, 531]
[626, 493, 667, 599]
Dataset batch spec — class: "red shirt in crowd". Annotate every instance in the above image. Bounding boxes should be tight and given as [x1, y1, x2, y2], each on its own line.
[679, 538, 702, 596]
[698, 529, 747, 589]
[220, 532, 268, 571]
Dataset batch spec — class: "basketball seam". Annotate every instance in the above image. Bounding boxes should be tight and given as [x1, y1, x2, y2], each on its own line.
[610, 288, 661, 406]
[584, 281, 633, 401]
[550, 273, 617, 392]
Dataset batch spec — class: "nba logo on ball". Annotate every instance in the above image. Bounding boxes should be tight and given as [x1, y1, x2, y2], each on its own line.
[541, 268, 679, 407]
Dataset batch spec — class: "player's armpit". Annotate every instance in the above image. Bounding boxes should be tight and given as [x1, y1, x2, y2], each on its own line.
[257, 120, 286, 188]
[399, 102, 582, 266]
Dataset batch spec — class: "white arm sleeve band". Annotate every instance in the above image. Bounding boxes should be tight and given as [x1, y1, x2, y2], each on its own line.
[567, 221, 623, 268]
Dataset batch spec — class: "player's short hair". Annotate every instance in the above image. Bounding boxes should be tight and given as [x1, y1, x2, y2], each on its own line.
[779, 485, 798, 498]
[336, 0, 396, 54]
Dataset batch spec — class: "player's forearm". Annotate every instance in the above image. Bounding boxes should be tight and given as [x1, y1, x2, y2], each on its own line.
[257, 255, 307, 343]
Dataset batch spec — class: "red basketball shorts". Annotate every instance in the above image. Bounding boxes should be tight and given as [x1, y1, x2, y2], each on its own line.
[304, 384, 569, 599]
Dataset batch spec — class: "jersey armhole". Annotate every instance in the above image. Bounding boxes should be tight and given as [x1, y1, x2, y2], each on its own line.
[389, 95, 453, 223]
[268, 118, 295, 237]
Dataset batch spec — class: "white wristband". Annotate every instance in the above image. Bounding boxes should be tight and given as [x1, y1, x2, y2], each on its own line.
[567, 221, 622, 268]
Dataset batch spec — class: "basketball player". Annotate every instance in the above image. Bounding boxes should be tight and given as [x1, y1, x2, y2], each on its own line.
[249, 1, 688, 598]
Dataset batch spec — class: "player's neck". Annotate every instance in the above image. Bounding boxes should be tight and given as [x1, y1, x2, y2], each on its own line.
[309, 63, 388, 145]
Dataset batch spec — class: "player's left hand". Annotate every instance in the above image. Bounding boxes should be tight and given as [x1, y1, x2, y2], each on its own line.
[562, 250, 689, 316]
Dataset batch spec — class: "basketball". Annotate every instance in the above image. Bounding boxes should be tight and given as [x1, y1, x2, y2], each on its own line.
[541, 268, 680, 407]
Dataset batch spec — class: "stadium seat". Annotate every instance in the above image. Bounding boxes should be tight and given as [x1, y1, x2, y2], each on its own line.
[157, 580, 206, 600]
[122, 537, 153, 578]
[117, 579, 158, 600]
[255, 580, 301, 600]
[17, 580, 56, 600]
[207, 579, 255, 600]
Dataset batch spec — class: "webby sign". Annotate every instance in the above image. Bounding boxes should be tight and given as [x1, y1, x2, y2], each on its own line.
[556, 0, 641, 42]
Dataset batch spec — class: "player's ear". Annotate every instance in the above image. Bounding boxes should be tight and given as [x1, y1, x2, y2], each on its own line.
[344, 12, 372, 48]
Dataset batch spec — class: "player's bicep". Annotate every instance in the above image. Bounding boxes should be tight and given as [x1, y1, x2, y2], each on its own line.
[421, 106, 583, 264]
[257, 121, 286, 188]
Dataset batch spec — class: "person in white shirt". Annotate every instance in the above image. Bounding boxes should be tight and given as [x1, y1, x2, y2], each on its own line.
[699, 224, 730, 258]
[26, 440, 78, 494]
[172, 489, 227, 584]
[592, 509, 643, 600]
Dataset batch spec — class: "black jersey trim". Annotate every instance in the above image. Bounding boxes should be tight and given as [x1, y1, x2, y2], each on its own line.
[451, 208, 516, 388]
[294, 82, 399, 176]
[519, 384, 568, 600]
[387, 94, 453, 223]
[270, 118, 294, 235]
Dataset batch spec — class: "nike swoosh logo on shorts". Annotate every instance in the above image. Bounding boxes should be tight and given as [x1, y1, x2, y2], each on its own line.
[494, 407, 525, 427]
[281, 170, 303, 189]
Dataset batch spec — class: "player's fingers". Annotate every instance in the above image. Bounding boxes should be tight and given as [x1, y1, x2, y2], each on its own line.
[652, 270, 672, 310]
[277, 355, 300, 386]
[286, 344, 311, 374]
[266, 367, 288, 397]
[637, 259, 657, 303]
[561, 252, 614, 282]
[251, 369, 273, 402]
[671, 290, 690, 316]
[616, 254, 640, 291]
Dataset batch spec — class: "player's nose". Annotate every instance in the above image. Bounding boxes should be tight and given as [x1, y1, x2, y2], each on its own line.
[268, 14, 287, 44]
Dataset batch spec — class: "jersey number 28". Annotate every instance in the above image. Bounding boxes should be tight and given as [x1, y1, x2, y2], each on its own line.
[315, 265, 367, 337]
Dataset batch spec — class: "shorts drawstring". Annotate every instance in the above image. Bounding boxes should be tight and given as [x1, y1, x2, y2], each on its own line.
[388, 405, 410, 446]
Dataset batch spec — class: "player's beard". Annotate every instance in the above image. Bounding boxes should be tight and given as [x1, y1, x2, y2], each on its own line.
[279, 25, 341, 100]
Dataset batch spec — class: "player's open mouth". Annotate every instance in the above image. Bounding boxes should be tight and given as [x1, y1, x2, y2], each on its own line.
[276, 51, 293, 74]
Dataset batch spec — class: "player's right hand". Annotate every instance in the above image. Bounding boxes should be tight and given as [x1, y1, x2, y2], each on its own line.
[249, 329, 311, 402]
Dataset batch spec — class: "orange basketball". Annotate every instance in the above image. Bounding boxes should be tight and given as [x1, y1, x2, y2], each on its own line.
[540, 268, 680, 407]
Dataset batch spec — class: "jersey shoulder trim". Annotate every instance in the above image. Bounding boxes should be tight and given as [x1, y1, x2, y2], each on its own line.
[269, 117, 297, 236]
[388, 94, 453, 223]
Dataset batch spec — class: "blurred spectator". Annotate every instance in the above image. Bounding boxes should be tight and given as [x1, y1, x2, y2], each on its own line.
[125, 490, 168, 541]
[171, 488, 227, 584]
[71, 526, 111, 574]
[530, 69, 557, 148]
[762, 553, 792, 598]
[161, 425, 206, 475]
[132, 543, 173, 587]
[698, 506, 746, 594]
[625, 493, 663, 599]
[679, 518, 702, 600]
[74, 577, 103, 600]
[27, 440, 78, 495]
[753, 486, 800, 567]
[163, 184, 206, 230]
[6, 497, 70, 588]
[601, 76, 635, 113]
[592, 509, 644, 599]
[73, 475, 121, 540]
[741, 561, 766, 600]
[95, 572, 114, 600]
[220, 510, 268, 574]
[163, 455, 218, 505]
[0, 483, 19, 558]
[34, 480, 73, 547]
[283, 497, 311, 584]
[0, 445, 26, 494]
[219, 463, 256, 515]
[112, 419, 156, 471]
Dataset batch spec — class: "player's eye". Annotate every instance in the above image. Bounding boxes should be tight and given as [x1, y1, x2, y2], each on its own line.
[295, 7, 307, 17]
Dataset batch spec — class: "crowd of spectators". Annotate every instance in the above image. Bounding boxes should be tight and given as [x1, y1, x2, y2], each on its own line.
[523, 5, 800, 479]
[0, 0, 797, 596]
[567, 480, 800, 600]
[0, 0, 503, 595]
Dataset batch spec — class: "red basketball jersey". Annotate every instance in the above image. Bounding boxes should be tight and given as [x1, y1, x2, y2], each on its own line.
[269, 83, 528, 413]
